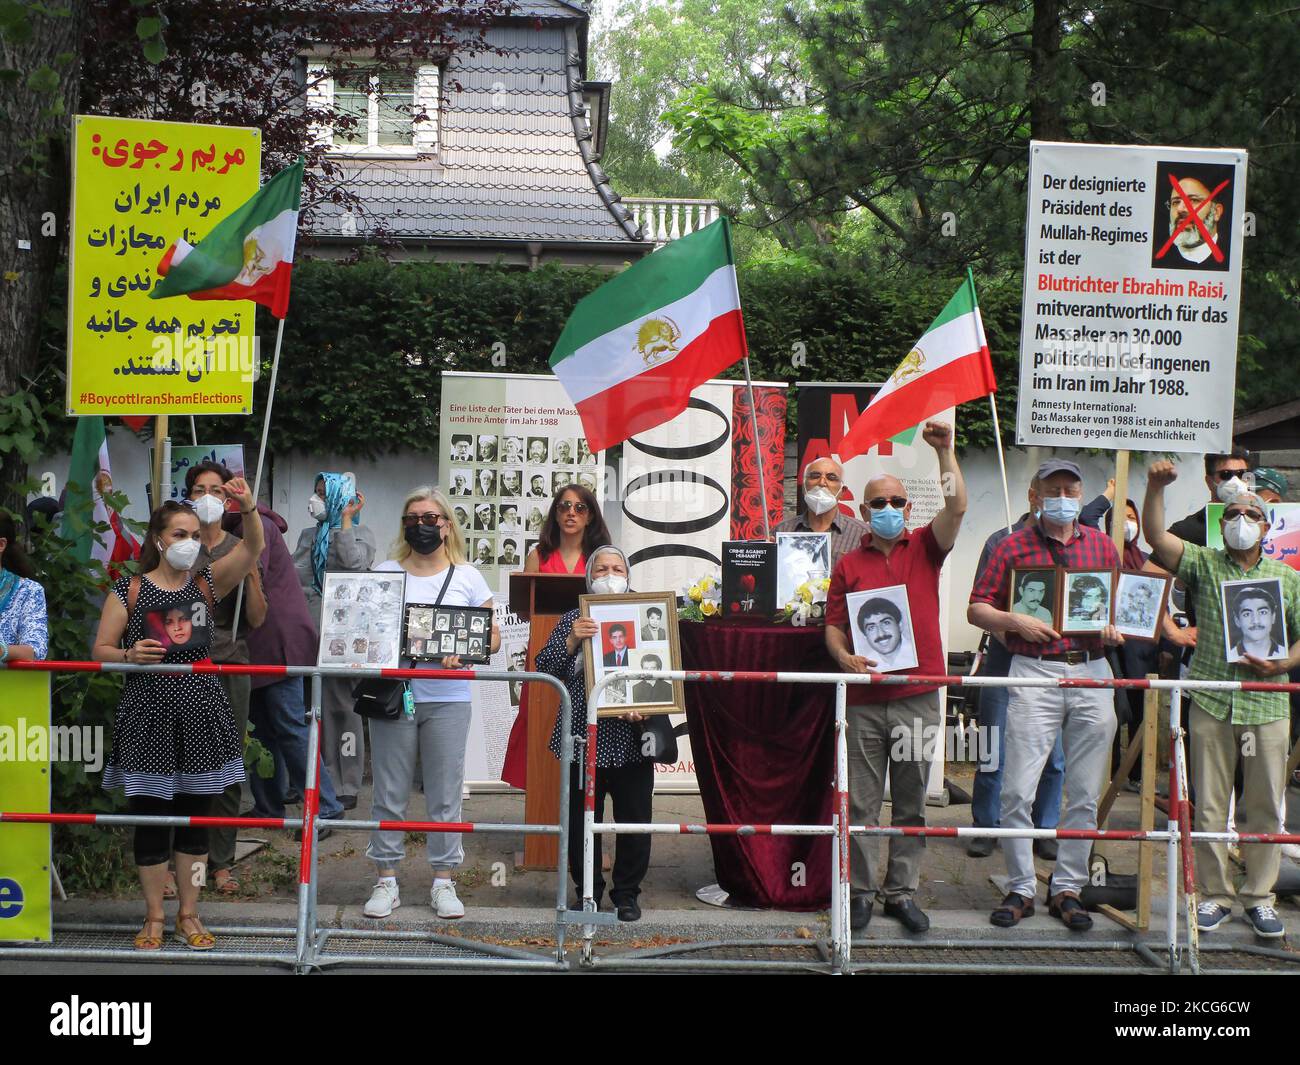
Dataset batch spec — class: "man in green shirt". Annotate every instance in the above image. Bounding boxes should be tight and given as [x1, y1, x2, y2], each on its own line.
[1144, 460, 1300, 939]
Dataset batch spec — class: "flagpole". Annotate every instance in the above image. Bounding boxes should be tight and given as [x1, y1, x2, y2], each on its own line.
[233, 315, 286, 624]
[741, 355, 771, 539]
[965, 266, 1014, 534]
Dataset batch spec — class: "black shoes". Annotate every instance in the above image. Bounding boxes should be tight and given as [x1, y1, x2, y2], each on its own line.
[615, 899, 642, 922]
[340, 794, 358, 811]
[850, 895, 873, 931]
[966, 835, 996, 858]
[883, 896, 931, 933]
[1033, 838, 1059, 861]
[293, 824, 332, 842]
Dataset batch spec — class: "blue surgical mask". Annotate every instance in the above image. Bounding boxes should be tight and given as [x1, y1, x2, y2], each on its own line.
[870, 505, 905, 540]
[1041, 496, 1081, 525]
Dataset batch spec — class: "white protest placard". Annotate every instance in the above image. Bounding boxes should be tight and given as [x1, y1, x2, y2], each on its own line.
[1016, 141, 1247, 453]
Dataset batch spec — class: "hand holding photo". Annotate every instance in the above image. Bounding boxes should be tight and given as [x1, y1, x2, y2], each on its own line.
[1060, 568, 1113, 635]
[1010, 567, 1059, 626]
[1114, 571, 1170, 641]
[581, 591, 683, 715]
[845, 585, 918, 673]
[1221, 578, 1288, 663]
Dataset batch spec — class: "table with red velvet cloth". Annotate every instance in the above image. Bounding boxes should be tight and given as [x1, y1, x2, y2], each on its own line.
[679, 620, 836, 910]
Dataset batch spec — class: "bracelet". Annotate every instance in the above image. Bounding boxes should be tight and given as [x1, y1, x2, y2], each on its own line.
[241, 507, 256, 515]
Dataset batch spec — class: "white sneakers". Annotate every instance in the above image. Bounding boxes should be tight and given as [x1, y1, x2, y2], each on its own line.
[363, 878, 465, 919]
[431, 880, 465, 919]
[364, 879, 401, 918]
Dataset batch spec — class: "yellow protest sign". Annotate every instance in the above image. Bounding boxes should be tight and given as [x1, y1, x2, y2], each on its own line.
[67, 115, 261, 416]
[0, 671, 52, 943]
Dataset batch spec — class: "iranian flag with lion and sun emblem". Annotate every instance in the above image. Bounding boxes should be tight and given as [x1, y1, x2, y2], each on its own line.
[549, 217, 748, 453]
[151, 157, 303, 319]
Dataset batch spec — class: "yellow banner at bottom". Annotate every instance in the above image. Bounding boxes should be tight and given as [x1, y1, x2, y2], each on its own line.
[0, 671, 52, 942]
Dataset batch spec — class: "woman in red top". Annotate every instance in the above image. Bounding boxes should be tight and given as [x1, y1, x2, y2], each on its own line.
[501, 484, 612, 788]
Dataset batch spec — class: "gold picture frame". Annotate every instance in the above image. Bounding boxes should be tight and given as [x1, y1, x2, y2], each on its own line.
[580, 590, 684, 717]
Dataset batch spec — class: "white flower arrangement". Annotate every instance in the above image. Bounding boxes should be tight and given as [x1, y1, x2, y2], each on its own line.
[677, 570, 722, 621]
[778, 576, 831, 625]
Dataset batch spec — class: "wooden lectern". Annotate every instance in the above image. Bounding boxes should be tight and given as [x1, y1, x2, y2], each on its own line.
[509, 572, 587, 869]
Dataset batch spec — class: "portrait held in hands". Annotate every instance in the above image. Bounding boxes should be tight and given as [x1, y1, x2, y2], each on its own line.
[1114, 570, 1170, 641]
[143, 596, 210, 656]
[580, 591, 683, 715]
[1221, 578, 1288, 663]
[845, 585, 918, 673]
[1009, 568, 1059, 626]
[1060, 569, 1113, 635]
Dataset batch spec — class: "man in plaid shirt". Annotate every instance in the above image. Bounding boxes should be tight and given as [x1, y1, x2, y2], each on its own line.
[1144, 460, 1300, 939]
[968, 459, 1123, 932]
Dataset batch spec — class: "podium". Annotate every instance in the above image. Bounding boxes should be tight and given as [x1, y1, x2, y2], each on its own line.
[509, 572, 587, 869]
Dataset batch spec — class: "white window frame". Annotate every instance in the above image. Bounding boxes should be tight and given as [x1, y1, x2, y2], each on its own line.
[307, 61, 440, 159]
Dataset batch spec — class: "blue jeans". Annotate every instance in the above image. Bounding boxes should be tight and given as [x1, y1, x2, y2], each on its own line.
[971, 640, 1064, 829]
[248, 677, 344, 820]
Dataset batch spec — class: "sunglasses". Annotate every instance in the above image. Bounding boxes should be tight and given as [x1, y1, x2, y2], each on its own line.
[865, 496, 908, 510]
[1213, 469, 1253, 482]
[1223, 509, 1265, 523]
[557, 500, 589, 514]
[401, 513, 446, 527]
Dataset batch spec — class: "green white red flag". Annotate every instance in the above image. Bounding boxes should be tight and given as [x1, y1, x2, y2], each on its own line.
[837, 273, 997, 461]
[151, 157, 303, 319]
[549, 218, 748, 452]
[63, 415, 139, 576]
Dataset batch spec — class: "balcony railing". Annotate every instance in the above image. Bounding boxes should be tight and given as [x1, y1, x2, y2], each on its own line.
[623, 197, 722, 246]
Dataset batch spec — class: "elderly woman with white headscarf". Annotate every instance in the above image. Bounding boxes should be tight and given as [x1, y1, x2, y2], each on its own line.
[537, 545, 655, 922]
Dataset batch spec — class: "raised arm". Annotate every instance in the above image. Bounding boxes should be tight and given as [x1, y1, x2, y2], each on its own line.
[925, 421, 967, 551]
[1142, 460, 1185, 573]
[208, 477, 265, 599]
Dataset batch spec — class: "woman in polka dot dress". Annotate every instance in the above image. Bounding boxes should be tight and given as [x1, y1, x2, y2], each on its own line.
[92, 480, 264, 951]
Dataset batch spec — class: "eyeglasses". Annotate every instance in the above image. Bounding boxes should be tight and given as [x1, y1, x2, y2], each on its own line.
[1224, 509, 1265, 523]
[1214, 469, 1254, 484]
[401, 513, 446, 527]
[865, 496, 908, 510]
[557, 500, 589, 514]
[805, 471, 842, 486]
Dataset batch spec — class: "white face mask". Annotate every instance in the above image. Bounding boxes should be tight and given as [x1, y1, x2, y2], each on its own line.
[805, 487, 839, 516]
[1124, 520, 1138, 543]
[161, 538, 201, 571]
[590, 574, 629, 595]
[1223, 515, 1262, 551]
[192, 494, 225, 526]
[1216, 476, 1249, 504]
[307, 494, 327, 522]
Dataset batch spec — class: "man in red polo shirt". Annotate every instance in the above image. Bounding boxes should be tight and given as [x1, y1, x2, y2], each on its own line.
[825, 420, 967, 934]
[968, 459, 1124, 933]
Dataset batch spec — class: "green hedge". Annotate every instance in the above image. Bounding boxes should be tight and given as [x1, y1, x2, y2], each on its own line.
[34, 252, 1027, 459]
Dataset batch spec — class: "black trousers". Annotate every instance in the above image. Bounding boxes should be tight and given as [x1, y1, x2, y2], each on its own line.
[567, 759, 654, 905]
[129, 794, 211, 866]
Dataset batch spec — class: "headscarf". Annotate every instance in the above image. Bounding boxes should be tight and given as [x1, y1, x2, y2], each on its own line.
[585, 545, 628, 592]
[1105, 498, 1146, 571]
[311, 472, 353, 593]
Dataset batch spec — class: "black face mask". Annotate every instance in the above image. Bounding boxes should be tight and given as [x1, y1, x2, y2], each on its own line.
[405, 524, 442, 555]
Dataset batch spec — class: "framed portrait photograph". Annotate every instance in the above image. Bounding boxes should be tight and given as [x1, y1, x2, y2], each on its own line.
[317, 571, 406, 668]
[1009, 567, 1060, 629]
[1221, 578, 1289, 663]
[142, 595, 211, 658]
[580, 591, 683, 716]
[404, 604, 493, 664]
[1060, 568, 1114, 635]
[844, 585, 918, 673]
[1113, 570, 1171, 641]
[775, 531, 831, 606]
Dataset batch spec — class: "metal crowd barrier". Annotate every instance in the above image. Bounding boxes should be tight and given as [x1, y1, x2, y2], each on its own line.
[4, 661, 1300, 975]
[579, 668, 1300, 975]
[0, 659, 577, 973]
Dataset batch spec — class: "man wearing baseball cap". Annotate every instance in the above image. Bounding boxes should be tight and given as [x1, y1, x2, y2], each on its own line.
[969, 458, 1124, 932]
[1253, 467, 1287, 505]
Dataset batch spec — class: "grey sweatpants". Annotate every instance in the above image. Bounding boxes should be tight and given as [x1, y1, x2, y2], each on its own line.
[322, 677, 365, 797]
[366, 700, 472, 871]
[1000, 654, 1116, 898]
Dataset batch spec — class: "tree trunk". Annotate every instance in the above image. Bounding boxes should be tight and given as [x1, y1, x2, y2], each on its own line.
[1029, 0, 1065, 141]
[0, 2, 88, 505]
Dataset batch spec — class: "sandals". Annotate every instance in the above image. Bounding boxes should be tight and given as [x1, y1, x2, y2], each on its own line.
[174, 913, 216, 951]
[134, 917, 165, 952]
[211, 868, 241, 896]
[990, 892, 1035, 927]
[1048, 891, 1094, 932]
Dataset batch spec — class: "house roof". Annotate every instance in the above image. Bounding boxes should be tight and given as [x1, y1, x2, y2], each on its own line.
[307, 19, 642, 250]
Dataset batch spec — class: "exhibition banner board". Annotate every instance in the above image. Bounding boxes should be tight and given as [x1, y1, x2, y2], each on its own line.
[67, 116, 261, 416]
[438, 372, 603, 784]
[0, 672, 52, 942]
[1016, 141, 1246, 453]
